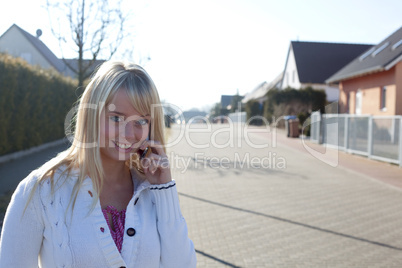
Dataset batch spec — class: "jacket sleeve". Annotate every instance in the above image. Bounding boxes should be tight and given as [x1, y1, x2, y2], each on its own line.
[0, 174, 44, 267]
[150, 181, 197, 268]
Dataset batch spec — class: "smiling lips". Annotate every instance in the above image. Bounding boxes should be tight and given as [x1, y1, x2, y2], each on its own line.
[113, 141, 148, 157]
[113, 141, 134, 151]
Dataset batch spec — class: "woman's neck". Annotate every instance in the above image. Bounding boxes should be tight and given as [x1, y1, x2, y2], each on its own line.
[99, 160, 134, 211]
[102, 160, 131, 184]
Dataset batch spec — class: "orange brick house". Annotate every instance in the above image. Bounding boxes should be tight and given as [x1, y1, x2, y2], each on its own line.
[327, 26, 402, 116]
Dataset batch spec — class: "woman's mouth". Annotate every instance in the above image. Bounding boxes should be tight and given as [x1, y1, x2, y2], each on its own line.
[113, 141, 134, 152]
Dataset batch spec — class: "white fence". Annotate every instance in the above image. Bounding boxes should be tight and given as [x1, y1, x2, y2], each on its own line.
[228, 112, 247, 123]
[310, 112, 402, 167]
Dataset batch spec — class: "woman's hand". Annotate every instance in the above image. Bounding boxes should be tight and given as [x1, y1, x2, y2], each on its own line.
[139, 140, 172, 185]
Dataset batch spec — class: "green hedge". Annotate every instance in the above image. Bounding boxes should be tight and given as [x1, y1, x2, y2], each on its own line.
[245, 100, 264, 125]
[264, 87, 327, 122]
[0, 54, 78, 156]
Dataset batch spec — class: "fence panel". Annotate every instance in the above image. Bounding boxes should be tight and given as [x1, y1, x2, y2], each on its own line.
[371, 117, 400, 163]
[310, 111, 321, 143]
[322, 114, 346, 150]
[347, 116, 370, 155]
[310, 112, 402, 166]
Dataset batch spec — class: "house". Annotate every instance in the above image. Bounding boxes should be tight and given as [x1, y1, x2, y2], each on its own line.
[0, 24, 65, 72]
[221, 95, 235, 110]
[241, 72, 283, 104]
[281, 41, 373, 102]
[62, 58, 105, 79]
[182, 110, 208, 124]
[0, 24, 103, 79]
[326, 26, 402, 116]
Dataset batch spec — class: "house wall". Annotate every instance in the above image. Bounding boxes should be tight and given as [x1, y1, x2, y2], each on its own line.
[301, 83, 339, 102]
[0, 26, 53, 70]
[282, 47, 301, 89]
[339, 66, 399, 115]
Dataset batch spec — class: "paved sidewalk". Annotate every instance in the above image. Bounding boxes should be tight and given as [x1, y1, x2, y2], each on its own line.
[169, 124, 402, 267]
[272, 128, 402, 190]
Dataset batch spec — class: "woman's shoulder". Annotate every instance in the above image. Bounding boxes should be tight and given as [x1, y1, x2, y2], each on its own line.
[17, 164, 78, 196]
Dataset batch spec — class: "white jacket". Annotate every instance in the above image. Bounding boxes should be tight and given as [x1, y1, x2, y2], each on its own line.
[0, 167, 196, 268]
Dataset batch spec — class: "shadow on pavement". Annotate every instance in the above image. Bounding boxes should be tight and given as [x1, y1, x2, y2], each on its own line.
[195, 249, 242, 268]
[179, 192, 402, 252]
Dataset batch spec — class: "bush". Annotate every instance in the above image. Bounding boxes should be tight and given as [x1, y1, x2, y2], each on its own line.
[264, 87, 327, 132]
[245, 100, 264, 125]
[0, 53, 78, 155]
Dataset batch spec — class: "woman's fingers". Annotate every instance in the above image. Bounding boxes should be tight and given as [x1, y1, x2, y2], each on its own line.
[141, 153, 169, 174]
[140, 140, 165, 157]
[138, 139, 172, 184]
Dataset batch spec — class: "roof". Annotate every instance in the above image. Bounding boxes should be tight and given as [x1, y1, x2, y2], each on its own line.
[242, 72, 283, 103]
[1, 24, 105, 79]
[182, 111, 208, 122]
[62, 58, 105, 78]
[242, 81, 268, 104]
[221, 95, 234, 109]
[327, 26, 402, 83]
[9, 24, 65, 72]
[289, 41, 373, 84]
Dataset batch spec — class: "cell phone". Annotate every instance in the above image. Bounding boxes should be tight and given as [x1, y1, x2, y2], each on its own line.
[139, 123, 151, 160]
[140, 146, 150, 160]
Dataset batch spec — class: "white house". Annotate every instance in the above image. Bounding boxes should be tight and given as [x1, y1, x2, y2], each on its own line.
[0, 24, 65, 72]
[0, 24, 104, 79]
[242, 72, 283, 105]
[281, 41, 373, 102]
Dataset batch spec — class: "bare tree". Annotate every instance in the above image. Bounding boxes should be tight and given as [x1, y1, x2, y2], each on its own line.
[46, 0, 128, 88]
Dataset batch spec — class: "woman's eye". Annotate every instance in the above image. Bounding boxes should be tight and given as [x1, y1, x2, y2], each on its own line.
[110, 116, 123, 122]
[136, 119, 149, 126]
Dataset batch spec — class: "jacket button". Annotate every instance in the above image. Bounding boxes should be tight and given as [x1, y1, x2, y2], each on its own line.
[127, 227, 136, 237]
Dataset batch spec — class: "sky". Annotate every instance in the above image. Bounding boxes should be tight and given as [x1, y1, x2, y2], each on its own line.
[1, 0, 401, 112]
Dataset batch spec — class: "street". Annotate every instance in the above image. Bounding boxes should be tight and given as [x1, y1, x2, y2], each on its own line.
[168, 123, 402, 267]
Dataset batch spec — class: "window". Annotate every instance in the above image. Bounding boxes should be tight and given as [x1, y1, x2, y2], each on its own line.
[372, 42, 389, 57]
[355, 90, 362, 115]
[381, 86, 387, 110]
[392, 39, 402, 50]
[359, 47, 375, 61]
[292, 70, 295, 83]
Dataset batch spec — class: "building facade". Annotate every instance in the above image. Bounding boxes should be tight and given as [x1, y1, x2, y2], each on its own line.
[327, 27, 402, 116]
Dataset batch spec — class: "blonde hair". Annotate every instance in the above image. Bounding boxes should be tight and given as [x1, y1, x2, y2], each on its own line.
[28, 61, 165, 212]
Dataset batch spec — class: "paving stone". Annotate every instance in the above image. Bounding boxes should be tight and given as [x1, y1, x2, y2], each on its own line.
[169, 124, 402, 267]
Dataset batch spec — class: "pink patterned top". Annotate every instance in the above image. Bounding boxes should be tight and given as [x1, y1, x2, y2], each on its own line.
[102, 206, 126, 253]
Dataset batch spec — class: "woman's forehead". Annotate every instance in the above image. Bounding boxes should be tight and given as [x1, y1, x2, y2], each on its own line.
[106, 90, 146, 117]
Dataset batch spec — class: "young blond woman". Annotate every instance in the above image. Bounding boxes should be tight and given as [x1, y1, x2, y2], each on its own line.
[0, 61, 196, 267]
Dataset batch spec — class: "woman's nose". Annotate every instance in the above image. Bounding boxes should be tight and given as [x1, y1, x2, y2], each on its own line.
[120, 121, 146, 143]
[120, 121, 136, 142]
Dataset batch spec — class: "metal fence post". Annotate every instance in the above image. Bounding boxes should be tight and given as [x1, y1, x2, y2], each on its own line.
[321, 114, 325, 144]
[344, 115, 348, 150]
[399, 117, 402, 167]
[368, 116, 373, 158]
[345, 115, 350, 152]
[319, 113, 324, 144]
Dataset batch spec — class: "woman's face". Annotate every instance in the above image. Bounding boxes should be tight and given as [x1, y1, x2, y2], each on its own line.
[99, 89, 150, 164]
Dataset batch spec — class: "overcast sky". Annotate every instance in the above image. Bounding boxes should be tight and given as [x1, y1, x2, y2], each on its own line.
[1, 0, 401, 112]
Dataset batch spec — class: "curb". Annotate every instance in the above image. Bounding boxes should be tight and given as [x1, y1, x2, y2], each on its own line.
[0, 139, 67, 165]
